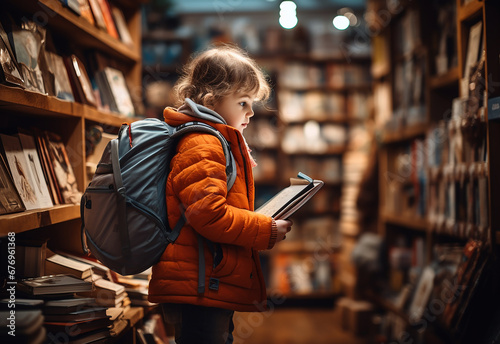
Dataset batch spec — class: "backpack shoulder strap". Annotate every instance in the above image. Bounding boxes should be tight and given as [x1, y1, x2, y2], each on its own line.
[171, 121, 236, 191]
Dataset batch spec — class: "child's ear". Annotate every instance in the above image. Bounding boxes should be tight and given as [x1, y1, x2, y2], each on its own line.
[203, 93, 216, 109]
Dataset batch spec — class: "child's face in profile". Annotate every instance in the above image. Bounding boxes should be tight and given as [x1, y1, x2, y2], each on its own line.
[213, 92, 256, 133]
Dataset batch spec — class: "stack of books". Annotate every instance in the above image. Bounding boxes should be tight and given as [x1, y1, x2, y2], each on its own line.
[77, 278, 128, 308]
[43, 298, 112, 343]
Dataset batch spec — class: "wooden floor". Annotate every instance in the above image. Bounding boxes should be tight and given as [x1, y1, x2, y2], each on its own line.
[232, 306, 372, 344]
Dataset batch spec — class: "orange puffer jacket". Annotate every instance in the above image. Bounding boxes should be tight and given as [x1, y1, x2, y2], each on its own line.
[148, 101, 275, 312]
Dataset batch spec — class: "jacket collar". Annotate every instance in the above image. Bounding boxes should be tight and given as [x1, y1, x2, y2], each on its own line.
[177, 98, 227, 125]
[164, 98, 239, 142]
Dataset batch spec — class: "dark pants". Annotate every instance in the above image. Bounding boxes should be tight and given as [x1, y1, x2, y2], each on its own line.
[161, 303, 234, 344]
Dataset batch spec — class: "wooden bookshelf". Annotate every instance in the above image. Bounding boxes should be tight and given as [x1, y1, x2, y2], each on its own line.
[0, 0, 143, 258]
[367, 0, 499, 342]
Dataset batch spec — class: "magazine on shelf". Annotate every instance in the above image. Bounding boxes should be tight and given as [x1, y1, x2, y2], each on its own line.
[0, 20, 24, 88]
[255, 172, 324, 220]
[0, 154, 25, 214]
[0, 133, 41, 210]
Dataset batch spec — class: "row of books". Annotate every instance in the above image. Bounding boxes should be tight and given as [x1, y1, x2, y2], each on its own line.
[390, 55, 427, 129]
[427, 163, 489, 240]
[0, 129, 81, 214]
[279, 62, 371, 90]
[427, 112, 487, 169]
[0, 13, 136, 117]
[59, 0, 133, 46]
[393, 7, 421, 58]
[384, 122, 488, 238]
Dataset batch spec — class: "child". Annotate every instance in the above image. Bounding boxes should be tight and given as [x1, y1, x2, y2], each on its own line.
[148, 44, 292, 344]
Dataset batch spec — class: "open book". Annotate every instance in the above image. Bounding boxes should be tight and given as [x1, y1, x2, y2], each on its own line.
[255, 172, 324, 219]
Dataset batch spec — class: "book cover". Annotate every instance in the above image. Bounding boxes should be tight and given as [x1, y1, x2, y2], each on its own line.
[34, 131, 61, 205]
[44, 132, 82, 204]
[77, 0, 95, 26]
[0, 133, 40, 210]
[43, 50, 75, 101]
[102, 67, 135, 116]
[43, 306, 108, 322]
[18, 132, 54, 209]
[18, 274, 92, 296]
[0, 20, 24, 88]
[56, 252, 111, 279]
[0, 154, 25, 214]
[96, 0, 119, 39]
[43, 297, 97, 314]
[255, 173, 324, 219]
[64, 54, 97, 106]
[10, 20, 46, 94]
[46, 254, 93, 280]
[111, 6, 133, 46]
[87, 0, 107, 31]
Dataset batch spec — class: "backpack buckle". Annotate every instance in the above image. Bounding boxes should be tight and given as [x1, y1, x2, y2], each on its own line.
[209, 278, 220, 291]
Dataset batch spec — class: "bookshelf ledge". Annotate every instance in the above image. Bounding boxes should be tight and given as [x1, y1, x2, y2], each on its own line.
[429, 67, 459, 90]
[0, 204, 80, 236]
[0, 85, 75, 119]
[381, 123, 428, 144]
[381, 212, 428, 232]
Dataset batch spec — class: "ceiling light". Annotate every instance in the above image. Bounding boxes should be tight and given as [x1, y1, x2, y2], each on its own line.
[279, 15, 298, 29]
[333, 15, 349, 30]
[280, 1, 297, 11]
[279, 1, 298, 30]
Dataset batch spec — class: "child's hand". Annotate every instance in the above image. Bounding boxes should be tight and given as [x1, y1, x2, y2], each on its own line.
[275, 219, 293, 243]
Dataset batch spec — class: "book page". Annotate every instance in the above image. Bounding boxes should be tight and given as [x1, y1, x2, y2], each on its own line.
[256, 183, 312, 217]
[255, 176, 324, 219]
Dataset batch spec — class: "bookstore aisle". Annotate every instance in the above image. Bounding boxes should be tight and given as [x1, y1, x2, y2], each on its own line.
[2, 0, 500, 343]
[232, 306, 371, 344]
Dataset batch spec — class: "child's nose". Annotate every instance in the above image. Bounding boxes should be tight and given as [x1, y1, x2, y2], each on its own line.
[247, 108, 254, 117]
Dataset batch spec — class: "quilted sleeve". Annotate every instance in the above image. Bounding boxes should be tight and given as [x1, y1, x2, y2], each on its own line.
[170, 133, 273, 250]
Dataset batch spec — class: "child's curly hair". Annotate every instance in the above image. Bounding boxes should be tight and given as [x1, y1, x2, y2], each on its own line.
[173, 44, 271, 108]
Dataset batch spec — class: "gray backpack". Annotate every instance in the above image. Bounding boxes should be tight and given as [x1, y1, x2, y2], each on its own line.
[81, 118, 236, 278]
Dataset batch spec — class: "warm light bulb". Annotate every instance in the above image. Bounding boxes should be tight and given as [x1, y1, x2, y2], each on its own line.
[333, 15, 350, 30]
